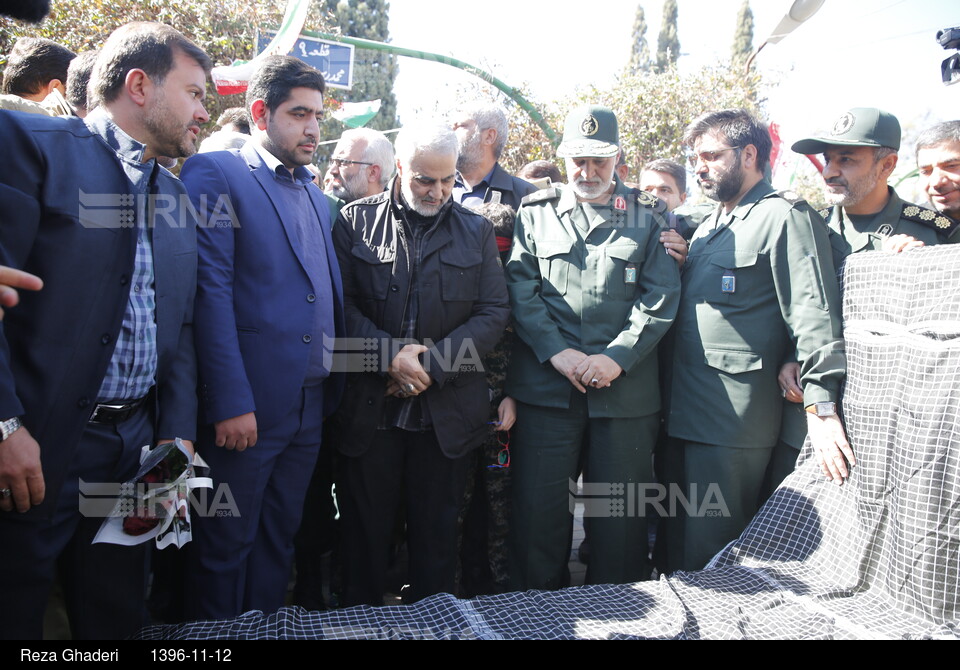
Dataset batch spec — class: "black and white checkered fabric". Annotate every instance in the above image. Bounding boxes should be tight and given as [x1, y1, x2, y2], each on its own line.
[137, 246, 960, 640]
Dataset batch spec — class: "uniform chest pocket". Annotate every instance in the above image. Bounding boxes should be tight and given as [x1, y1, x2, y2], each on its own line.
[534, 239, 573, 296]
[350, 243, 395, 300]
[706, 249, 761, 304]
[603, 241, 643, 300]
[440, 247, 482, 302]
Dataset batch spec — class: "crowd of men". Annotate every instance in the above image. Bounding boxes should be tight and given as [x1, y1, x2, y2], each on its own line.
[0, 21, 959, 640]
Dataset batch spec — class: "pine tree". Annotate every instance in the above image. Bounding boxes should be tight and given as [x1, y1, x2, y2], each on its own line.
[627, 4, 652, 74]
[731, 0, 754, 64]
[656, 0, 680, 72]
[322, 0, 399, 131]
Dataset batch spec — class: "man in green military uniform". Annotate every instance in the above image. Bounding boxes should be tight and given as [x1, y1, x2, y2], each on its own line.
[665, 109, 851, 573]
[768, 108, 957, 498]
[506, 105, 681, 590]
[792, 107, 956, 255]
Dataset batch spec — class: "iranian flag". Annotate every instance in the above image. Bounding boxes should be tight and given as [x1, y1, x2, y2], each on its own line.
[211, 0, 311, 95]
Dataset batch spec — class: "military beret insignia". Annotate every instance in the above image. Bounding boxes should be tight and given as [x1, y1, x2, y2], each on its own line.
[832, 112, 855, 137]
[580, 115, 599, 137]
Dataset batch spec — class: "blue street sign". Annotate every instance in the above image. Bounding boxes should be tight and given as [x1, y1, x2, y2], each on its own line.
[256, 30, 355, 90]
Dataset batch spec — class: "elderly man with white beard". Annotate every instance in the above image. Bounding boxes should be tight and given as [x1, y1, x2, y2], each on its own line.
[505, 104, 680, 590]
[323, 127, 395, 204]
[451, 102, 537, 210]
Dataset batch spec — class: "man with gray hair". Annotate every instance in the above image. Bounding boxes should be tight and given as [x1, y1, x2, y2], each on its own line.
[332, 121, 509, 606]
[916, 120, 960, 241]
[452, 101, 536, 209]
[323, 127, 395, 203]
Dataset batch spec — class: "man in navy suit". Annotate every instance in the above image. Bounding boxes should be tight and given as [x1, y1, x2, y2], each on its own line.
[0, 22, 210, 639]
[181, 55, 344, 619]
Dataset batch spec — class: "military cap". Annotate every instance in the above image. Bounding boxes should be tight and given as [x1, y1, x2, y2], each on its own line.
[791, 107, 901, 154]
[556, 104, 619, 158]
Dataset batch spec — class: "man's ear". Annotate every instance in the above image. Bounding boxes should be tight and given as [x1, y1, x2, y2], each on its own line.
[482, 127, 497, 148]
[250, 99, 269, 131]
[878, 152, 899, 180]
[741, 143, 758, 171]
[367, 163, 382, 185]
[124, 69, 150, 107]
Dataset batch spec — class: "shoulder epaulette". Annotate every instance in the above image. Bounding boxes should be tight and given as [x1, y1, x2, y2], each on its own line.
[900, 202, 960, 238]
[520, 186, 560, 206]
[774, 189, 806, 205]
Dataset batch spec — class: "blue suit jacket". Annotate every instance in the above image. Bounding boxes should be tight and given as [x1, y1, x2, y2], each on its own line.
[182, 142, 345, 432]
[0, 110, 198, 518]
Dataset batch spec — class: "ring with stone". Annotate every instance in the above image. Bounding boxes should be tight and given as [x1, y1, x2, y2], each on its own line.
[0, 488, 11, 498]
[403, 383, 416, 394]
[591, 378, 600, 386]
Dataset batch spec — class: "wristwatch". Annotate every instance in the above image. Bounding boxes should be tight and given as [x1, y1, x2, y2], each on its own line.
[804, 402, 837, 417]
[0, 416, 22, 441]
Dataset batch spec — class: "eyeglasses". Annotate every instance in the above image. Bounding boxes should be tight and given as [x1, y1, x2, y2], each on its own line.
[487, 430, 510, 469]
[329, 158, 373, 169]
[686, 146, 741, 167]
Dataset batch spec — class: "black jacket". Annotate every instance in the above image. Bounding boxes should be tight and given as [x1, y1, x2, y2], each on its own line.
[331, 179, 510, 458]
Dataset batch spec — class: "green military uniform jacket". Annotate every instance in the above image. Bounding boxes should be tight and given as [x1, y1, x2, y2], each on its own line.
[822, 186, 956, 257]
[505, 179, 680, 417]
[779, 188, 954, 449]
[667, 180, 845, 448]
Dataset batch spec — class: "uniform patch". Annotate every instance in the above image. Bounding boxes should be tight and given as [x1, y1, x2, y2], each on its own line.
[614, 195, 627, 211]
[636, 190, 659, 208]
[721, 270, 736, 294]
[776, 190, 805, 205]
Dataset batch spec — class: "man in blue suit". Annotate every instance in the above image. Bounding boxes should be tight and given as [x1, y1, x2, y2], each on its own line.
[0, 22, 210, 639]
[182, 55, 344, 619]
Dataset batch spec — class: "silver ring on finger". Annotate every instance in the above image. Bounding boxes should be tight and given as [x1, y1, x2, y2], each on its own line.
[403, 383, 416, 394]
[0, 488, 11, 498]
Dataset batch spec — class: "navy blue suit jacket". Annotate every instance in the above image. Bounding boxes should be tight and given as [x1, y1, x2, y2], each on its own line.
[182, 142, 345, 432]
[0, 110, 198, 518]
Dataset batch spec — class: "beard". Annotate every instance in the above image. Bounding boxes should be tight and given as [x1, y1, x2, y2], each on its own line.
[328, 167, 370, 203]
[400, 179, 445, 217]
[699, 154, 744, 203]
[456, 128, 483, 175]
[822, 166, 881, 209]
[570, 173, 614, 200]
[143, 91, 199, 160]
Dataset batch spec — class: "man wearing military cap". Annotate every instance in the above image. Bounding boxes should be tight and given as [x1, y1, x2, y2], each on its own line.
[663, 108, 848, 573]
[792, 107, 956, 255]
[768, 109, 955, 499]
[505, 104, 681, 589]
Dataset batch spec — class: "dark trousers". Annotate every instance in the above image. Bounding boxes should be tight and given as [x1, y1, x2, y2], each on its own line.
[509, 397, 658, 591]
[673, 441, 774, 572]
[337, 428, 472, 607]
[188, 385, 324, 620]
[0, 406, 151, 640]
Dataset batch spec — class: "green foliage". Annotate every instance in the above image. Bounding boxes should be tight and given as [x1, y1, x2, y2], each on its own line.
[627, 4, 651, 75]
[504, 65, 764, 185]
[655, 0, 680, 73]
[731, 0, 754, 65]
[321, 0, 398, 133]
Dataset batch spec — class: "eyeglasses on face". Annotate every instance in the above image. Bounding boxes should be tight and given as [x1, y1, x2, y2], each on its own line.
[686, 146, 741, 167]
[329, 158, 373, 168]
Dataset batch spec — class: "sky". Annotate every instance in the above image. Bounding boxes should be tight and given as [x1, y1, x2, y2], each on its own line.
[387, 0, 960, 150]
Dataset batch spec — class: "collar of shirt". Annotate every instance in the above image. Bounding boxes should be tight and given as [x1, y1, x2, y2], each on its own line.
[455, 165, 496, 193]
[85, 107, 148, 164]
[726, 179, 776, 223]
[251, 141, 314, 186]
